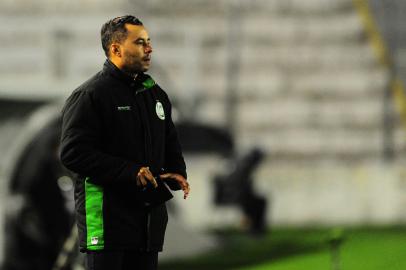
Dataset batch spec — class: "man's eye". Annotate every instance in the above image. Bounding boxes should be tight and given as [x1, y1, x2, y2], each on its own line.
[135, 40, 151, 46]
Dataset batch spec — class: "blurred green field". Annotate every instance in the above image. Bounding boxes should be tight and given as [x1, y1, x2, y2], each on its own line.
[160, 227, 406, 270]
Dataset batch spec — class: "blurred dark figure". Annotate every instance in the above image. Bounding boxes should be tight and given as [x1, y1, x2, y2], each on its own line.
[1, 117, 73, 270]
[213, 148, 267, 235]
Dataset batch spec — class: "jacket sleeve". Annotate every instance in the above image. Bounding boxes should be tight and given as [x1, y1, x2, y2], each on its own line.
[164, 94, 187, 179]
[59, 90, 142, 185]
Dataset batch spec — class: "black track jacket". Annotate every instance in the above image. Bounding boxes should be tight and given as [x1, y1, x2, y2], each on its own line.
[60, 60, 187, 252]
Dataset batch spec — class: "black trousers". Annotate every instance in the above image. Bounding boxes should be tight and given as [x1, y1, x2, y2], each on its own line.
[86, 251, 158, 270]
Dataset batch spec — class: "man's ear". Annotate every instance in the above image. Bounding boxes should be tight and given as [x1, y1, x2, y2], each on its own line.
[110, 44, 121, 57]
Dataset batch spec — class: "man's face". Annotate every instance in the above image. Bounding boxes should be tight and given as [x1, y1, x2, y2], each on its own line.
[119, 24, 153, 74]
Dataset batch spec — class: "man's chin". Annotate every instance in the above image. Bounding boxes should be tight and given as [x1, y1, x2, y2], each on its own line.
[142, 61, 151, 70]
[141, 65, 151, 72]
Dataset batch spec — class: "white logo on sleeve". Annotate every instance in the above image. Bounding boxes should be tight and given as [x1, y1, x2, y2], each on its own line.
[91, 236, 99, 245]
[155, 101, 165, 120]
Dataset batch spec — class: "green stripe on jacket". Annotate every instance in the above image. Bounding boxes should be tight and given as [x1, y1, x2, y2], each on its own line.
[85, 177, 105, 250]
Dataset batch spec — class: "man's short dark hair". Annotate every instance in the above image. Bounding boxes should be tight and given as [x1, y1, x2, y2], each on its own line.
[101, 15, 143, 57]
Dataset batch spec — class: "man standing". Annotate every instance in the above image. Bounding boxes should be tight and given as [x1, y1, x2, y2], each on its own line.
[60, 15, 190, 270]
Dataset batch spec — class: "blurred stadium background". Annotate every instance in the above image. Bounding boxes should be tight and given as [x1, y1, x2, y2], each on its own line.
[1, 0, 406, 269]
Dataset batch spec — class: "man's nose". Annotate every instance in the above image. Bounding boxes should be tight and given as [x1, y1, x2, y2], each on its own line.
[145, 44, 152, 54]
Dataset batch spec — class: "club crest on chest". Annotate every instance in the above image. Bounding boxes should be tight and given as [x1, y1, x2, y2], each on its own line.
[155, 101, 165, 120]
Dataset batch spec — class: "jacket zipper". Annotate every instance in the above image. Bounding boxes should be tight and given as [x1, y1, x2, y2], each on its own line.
[133, 83, 154, 251]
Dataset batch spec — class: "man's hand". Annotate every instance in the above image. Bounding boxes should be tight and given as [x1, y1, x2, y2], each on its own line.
[137, 167, 158, 188]
[160, 173, 190, 199]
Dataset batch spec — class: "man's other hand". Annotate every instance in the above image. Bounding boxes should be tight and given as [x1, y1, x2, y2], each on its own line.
[160, 173, 190, 199]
